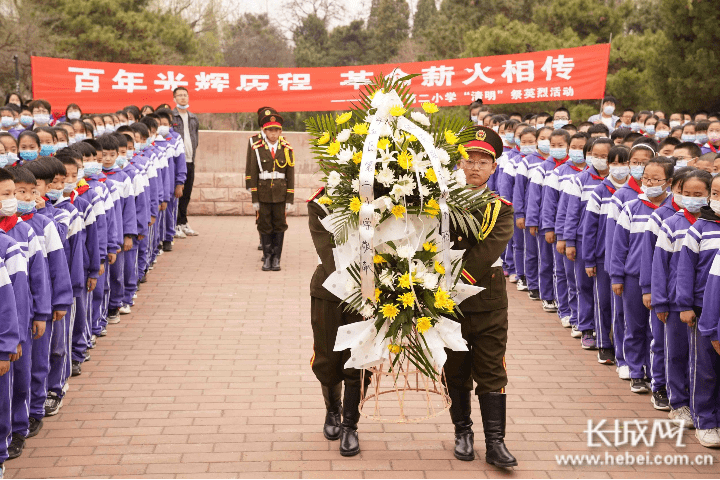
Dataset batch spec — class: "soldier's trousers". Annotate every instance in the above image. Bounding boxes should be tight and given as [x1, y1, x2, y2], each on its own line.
[257, 202, 288, 235]
[444, 309, 509, 396]
[310, 297, 366, 389]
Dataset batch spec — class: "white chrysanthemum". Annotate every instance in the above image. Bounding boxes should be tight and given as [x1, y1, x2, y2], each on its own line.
[372, 195, 393, 212]
[376, 167, 396, 187]
[411, 260, 428, 277]
[397, 174, 416, 194]
[337, 128, 351, 142]
[327, 171, 342, 188]
[453, 168, 467, 188]
[435, 148, 450, 165]
[360, 303, 375, 318]
[351, 178, 360, 192]
[419, 184, 431, 197]
[379, 268, 395, 287]
[411, 111, 430, 127]
[423, 273, 439, 290]
[396, 244, 416, 259]
[372, 90, 403, 120]
[392, 128, 405, 144]
[379, 122, 393, 138]
[440, 167, 453, 183]
[337, 147, 354, 164]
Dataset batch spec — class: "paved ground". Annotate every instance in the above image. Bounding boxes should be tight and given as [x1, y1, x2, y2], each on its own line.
[5, 216, 719, 479]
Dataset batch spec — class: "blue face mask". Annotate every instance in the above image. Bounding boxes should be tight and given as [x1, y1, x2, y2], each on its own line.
[682, 196, 708, 213]
[610, 165, 630, 180]
[630, 165, 644, 180]
[553, 120, 569, 130]
[39, 144, 55, 156]
[504, 132, 515, 145]
[644, 125, 655, 135]
[520, 145, 537, 155]
[1, 117, 14, 128]
[537, 139, 551, 154]
[681, 134, 696, 143]
[16, 200, 35, 215]
[6, 152, 18, 165]
[514, 136, 521, 146]
[19, 115, 33, 127]
[630, 122, 641, 132]
[642, 184, 665, 198]
[115, 155, 128, 168]
[134, 142, 144, 151]
[696, 134, 708, 144]
[46, 189, 63, 202]
[19, 150, 38, 162]
[655, 130, 669, 139]
[0, 154, 7, 168]
[568, 149, 585, 164]
[549, 148, 567, 160]
[83, 162, 102, 177]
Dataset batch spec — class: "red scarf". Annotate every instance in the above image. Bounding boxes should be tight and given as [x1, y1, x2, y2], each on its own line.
[105, 170, 118, 176]
[98, 178, 107, 183]
[590, 172, 604, 181]
[553, 156, 569, 169]
[569, 163, 585, 172]
[71, 184, 90, 204]
[605, 182, 616, 195]
[628, 176, 643, 194]
[0, 215, 18, 232]
[20, 213, 33, 221]
[671, 198, 681, 212]
[708, 143, 718, 153]
[684, 209, 698, 225]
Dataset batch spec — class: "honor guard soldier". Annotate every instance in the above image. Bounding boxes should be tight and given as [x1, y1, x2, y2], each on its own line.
[443, 126, 517, 467]
[245, 108, 295, 271]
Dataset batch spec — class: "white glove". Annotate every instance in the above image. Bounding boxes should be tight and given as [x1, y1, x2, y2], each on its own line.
[285, 203, 293, 212]
[253, 203, 259, 211]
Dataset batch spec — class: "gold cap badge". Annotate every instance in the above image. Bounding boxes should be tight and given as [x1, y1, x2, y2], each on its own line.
[476, 130, 487, 141]
[270, 116, 276, 122]
[265, 110, 271, 116]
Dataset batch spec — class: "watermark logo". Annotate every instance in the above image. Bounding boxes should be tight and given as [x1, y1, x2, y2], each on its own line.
[584, 419, 686, 448]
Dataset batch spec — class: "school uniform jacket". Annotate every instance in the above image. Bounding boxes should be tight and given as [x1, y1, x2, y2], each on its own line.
[525, 156, 567, 233]
[121, 162, 151, 237]
[512, 152, 546, 220]
[82, 177, 109, 261]
[0, 256, 19, 361]
[0, 233, 29, 344]
[651, 210, 695, 313]
[497, 148, 522, 204]
[246, 133, 295, 205]
[699, 253, 720, 341]
[103, 167, 139, 238]
[638, 199, 682, 295]
[610, 194, 671, 284]
[700, 143, 719, 156]
[168, 129, 188, 185]
[675, 207, 720, 311]
[604, 176, 643, 269]
[544, 160, 584, 240]
[581, 178, 618, 268]
[72, 186, 101, 280]
[562, 166, 605, 248]
[53, 197, 86, 297]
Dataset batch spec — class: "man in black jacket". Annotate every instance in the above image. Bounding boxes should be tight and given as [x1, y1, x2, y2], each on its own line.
[172, 87, 199, 237]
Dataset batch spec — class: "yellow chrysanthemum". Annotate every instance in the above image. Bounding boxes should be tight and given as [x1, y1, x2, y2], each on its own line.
[425, 168, 437, 183]
[391, 204, 406, 219]
[422, 102, 439, 114]
[318, 195, 332, 205]
[327, 141, 341, 156]
[457, 144, 469, 159]
[445, 298, 456, 310]
[397, 151, 413, 169]
[434, 288, 453, 310]
[424, 198, 440, 217]
[353, 122, 369, 135]
[373, 254, 386, 264]
[445, 129, 459, 145]
[349, 197, 362, 213]
[352, 151, 363, 164]
[405, 134, 417, 142]
[377, 138, 390, 150]
[434, 261, 445, 275]
[336, 112, 352, 125]
[380, 303, 399, 320]
[399, 292, 415, 308]
[375, 288, 381, 302]
[390, 105, 407, 116]
[318, 132, 330, 145]
[388, 344, 403, 354]
[416, 316, 432, 334]
[398, 273, 412, 289]
[423, 242, 437, 253]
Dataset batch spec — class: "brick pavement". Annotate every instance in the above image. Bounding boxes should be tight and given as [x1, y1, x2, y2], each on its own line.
[5, 216, 718, 479]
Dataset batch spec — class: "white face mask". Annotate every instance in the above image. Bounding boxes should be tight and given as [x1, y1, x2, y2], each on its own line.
[157, 125, 170, 137]
[592, 156, 608, 171]
[176, 102, 189, 110]
[669, 120, 681, 128]
[603, 105, 615, 115]
[67, 111, 81, 120]
[710, 199, 720, 215]
[0, 197, 18, 217]
[96, 125, 106, 135]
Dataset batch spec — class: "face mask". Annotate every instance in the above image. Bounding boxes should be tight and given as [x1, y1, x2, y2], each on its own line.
[520, 145, 537, 155]
[33, 113, 50, 125]
[696, 133, 708, 144]
[642, 184, 666, 198]
[672, 193, 685, 208]
[134, 142, 144, 151]
[708, 132, 720, 143]
[492, 126, 499, 133]
[681, 134, 695, 143]
[119, 122, 128, 127]
[96, 125, 106, 135]
[592, 157, 608, 171]
[16, 200, 35, 215]
[46, 189, 63, 201]
[67, 111, 81, 120]
[550, 148, 567, 160]
[39, 144, 55, 156]
[6, 152, 18, 165]
[157, 125, 170, 137]
[83, 162, 102, 177]
[710, 199, 720, 215]
[176, 102, 189, 110]
[20, 115, 33, 127]
[682, 196, 708, 213]
[669, 121, 681, 128]
[603, 105, 615, 115]
[553, 120, 568, 130]
[537, 139, 550, 154]
[19, 150, 38, 161]
[77, 168, 84, 180]
[0, 154, 7, 168]
[568, 149, 584, 164]
[630, 122, 641, 132]
[56, 141, 68, 150]
[128, 120, 135, 126]
[0, 198, 18, 217]
[126, 149, 134, 158]
[675, 160, 688, 169]
[610, 165, 630, 180]
[1, 116, 14, 128]
[644, 125, 655, 135]
[63, 181, 77, 193]
[655, 130, 669, 139]
[630, 165, 644, 180]
[115, 155, 128, 168]
[75, 133, 86, 141]
[470, 115, 478, 123]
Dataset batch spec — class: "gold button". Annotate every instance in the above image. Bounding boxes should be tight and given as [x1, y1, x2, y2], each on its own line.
[458, 236, 463, 242]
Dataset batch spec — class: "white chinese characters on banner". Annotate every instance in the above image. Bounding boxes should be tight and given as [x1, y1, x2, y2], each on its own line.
[68, 67, 104, 93]
[238, 75, 270, 91]
[195, 72, 230, 92]
[112, 69, 147, 93]
[421, 66, 455, 87]
[154, 71, 189, 92]
[340, 70, 374, 89]
[462, 63, 495, 85]
[278, 73, 312, 91]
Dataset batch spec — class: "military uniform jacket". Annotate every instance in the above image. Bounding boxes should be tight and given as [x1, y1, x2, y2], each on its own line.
[453, 193, 514, 313]
[245, 133, 295, 204]
[308, 188, 341, 302]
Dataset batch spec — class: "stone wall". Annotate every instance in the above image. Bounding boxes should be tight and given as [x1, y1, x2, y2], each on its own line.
[187, 131, 322, 217]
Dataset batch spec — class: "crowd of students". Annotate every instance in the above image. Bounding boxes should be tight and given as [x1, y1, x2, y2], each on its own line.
[468, 98, 720, 449]
[0, 95, 190, 477]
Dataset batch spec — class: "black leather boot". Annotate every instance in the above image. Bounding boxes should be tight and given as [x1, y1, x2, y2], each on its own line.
[448, 387, 475, 461]
[479, 392, 517, 467]
[322, 384, 343, 440]
[271, 232, 284, 271]
[339, 383, 361, 456]
[261, 234, 273, 271]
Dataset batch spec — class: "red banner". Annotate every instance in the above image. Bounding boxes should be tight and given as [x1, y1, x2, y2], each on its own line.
[31, 44, 610, 114]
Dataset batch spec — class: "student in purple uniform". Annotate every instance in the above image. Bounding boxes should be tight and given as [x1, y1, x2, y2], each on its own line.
[610, 157, 674, 394]
[156, 108, 188, 241]
[701, 120, 720, 155]
[546, 132, 588, 334]
[497, 120, 520, 281]
[0, 134, 19, 168]
[17, 131, 41, 164]
[513, 126, 551, 301]
[0, 252, 18, 479]
[525, 128, 560, 312]
[563, 138, 613, 350]
[33, 127, 57, 158]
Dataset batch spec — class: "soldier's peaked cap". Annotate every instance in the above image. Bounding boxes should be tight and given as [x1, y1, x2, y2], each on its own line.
[260, 111, 283, 130]
[463, 126, 503, 160]
[257, 106, 278, 124]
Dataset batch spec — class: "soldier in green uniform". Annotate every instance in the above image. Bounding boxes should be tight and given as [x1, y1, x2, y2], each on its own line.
[443, 126, 517, 467]
[307, 188, 371, 457]
[245, 108, 295, 271]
